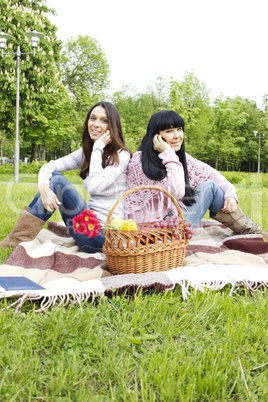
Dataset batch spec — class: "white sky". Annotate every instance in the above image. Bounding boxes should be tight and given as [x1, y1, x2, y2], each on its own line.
[46, 0, 268, 109]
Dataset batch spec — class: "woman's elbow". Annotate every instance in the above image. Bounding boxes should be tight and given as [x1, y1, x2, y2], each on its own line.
[171, 179, 185, 199]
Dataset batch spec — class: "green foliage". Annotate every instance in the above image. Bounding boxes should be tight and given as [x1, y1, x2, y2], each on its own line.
[60, 34, 110, 136]
[169, 71, 213, 157]
[61, 35, 110, 98]
[0, 4, 112, 160]
[209, 96, 262, 171]
[1, 161, 46, 173]
[113, 72, 267, 171]
[0, 163, 81, 183]
[112, 85, 153, 151]
[0, 0, 66, 143]
[146, 73, 170, 111]
[219, 172, 243, 185]
[0, 2, 266, 170]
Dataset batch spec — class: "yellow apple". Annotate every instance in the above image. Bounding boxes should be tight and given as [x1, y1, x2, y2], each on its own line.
[121, 219, 138, 231]
[110, 218, 125, 230]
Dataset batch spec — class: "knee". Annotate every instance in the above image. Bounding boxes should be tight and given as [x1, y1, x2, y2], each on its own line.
[203, 180, 220, 194]
[210, 180, 223, 197]
[50, 172, 69, 189]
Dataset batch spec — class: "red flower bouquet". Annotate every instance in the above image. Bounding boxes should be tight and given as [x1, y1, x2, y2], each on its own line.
[73, 209, 101, 238]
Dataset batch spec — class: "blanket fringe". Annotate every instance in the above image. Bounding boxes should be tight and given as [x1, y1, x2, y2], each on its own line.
[34, 292, 100, 313]
[10, 291, 100, 313]
[1, 297, 21, 311]
[2, 280, 268, 312]
[230, 280, 268, 296]
[176, 280, 191, 300]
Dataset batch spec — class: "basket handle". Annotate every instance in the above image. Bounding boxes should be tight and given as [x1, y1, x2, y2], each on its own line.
[106, 185, 184, 225]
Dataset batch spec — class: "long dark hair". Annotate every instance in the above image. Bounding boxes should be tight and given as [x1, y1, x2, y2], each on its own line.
[139, 110, 196, 206]
[80, 101, 130, 179]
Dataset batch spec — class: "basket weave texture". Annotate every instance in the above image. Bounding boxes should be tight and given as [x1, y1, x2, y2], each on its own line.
[103, 185, 188, 275]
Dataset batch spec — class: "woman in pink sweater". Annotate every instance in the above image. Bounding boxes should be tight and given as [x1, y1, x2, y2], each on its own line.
[125, 110, 267, 238]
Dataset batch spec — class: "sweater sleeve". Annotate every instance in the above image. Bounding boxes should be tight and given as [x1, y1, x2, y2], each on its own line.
[83, 140, 131, 194]
[158, 148, 185, 199]
[208, 167, 238, 202]
[186, 153, 238, 202]
[38, 149, 83, 187]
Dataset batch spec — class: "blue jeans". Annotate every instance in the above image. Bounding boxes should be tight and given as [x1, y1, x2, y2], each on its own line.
[182, 180, 225, 228]
[28, 172, 105, 253]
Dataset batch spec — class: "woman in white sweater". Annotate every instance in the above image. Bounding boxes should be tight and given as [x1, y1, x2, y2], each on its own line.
[1, 101, 131, 253]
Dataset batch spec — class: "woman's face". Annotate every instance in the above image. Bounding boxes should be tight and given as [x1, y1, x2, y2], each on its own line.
[159, 126, 184, 151]
[88, 106, 109, 142]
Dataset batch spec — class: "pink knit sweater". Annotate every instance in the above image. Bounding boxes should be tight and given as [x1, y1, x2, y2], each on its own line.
[125, 149, 237, 222]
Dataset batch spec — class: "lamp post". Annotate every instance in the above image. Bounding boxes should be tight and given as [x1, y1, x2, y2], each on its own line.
[0, 30, 45, 183]
[253, 130, 265, 174]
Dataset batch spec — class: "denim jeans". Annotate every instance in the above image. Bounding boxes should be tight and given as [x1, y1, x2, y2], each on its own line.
[28, 172, 105, 253]
[182, 180, 225, 228]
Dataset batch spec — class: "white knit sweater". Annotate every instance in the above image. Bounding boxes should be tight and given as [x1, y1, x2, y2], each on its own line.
[38, 140, 131, 223]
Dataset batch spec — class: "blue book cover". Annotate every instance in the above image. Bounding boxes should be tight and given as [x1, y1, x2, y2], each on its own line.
[0, 276, 45, 291]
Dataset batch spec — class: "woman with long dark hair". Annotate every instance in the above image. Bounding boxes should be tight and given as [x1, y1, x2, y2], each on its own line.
[1, 101, 131, 253]
[125, 110, 267, 237]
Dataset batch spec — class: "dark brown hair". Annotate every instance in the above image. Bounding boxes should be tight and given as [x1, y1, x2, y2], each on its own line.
[79, 101, 130, 179]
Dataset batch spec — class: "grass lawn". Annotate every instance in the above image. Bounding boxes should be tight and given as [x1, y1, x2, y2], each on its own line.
[0, 173, 268, 400]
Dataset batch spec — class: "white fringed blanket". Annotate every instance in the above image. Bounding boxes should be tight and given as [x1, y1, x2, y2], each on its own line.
[1, 219, 268, 312]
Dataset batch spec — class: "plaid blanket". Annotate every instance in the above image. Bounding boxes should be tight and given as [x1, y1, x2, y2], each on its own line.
[1, 219, 268, 312]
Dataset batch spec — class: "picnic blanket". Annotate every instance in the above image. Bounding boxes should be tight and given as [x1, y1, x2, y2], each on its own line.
[1, 219, 268, 312]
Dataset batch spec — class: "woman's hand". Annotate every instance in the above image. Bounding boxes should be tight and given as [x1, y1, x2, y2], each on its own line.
[98, 130, 112, 146]
[39, 184, 61, 212]
[153, 134, 171, 153]
[221, 196, 238, 214]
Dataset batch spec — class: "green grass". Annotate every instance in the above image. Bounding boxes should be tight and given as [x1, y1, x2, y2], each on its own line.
[0, 289, 268, 400]
[0, 171, 82, 185]
[0, 173, 268, 400]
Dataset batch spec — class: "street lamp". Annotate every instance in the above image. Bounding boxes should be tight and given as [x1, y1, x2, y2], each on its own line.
[0, 30, 45, 183]
[253, 130, 265, 174]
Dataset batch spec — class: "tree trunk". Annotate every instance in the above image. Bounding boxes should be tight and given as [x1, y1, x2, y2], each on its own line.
[42, 145, 46, 161]
[31, 143, 37, 162]
[0, 130, 4, 163]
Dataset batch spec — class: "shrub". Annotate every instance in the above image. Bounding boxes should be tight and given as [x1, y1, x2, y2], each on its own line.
[0, 162, 80, 176]
[220, 172, 243, 185]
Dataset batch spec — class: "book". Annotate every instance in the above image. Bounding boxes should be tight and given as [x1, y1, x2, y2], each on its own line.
[0, 276, 45, 292]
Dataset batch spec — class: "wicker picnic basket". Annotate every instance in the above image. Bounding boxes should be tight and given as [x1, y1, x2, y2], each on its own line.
[103, 185, 188, 275]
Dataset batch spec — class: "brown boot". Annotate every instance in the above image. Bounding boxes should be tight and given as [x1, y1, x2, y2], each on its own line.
[0, 207, 46, 250]
[211, 206, 268, 239]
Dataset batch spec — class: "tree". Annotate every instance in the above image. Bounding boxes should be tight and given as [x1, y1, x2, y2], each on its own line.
[256, 94, 268, 172]
[59, 35, 111, 148]
[112, 85, 154, 152]
[146, 74, 170, 112]
[61, 35, 110, 95]
[169, 71, 213, 157]
[210, 96, 258, 171]
[0, 0, 73, 160]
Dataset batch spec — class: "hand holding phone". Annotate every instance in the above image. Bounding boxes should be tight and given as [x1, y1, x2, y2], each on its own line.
[153, 134, 171, 153]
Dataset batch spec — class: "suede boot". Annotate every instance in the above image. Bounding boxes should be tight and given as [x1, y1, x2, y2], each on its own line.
[0, 207, 46, 250]
[211, 206, 268, 239]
